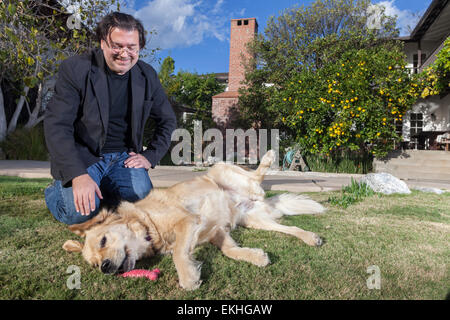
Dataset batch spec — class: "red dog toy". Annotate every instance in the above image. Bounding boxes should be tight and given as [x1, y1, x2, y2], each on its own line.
[119, 268, 160, 281]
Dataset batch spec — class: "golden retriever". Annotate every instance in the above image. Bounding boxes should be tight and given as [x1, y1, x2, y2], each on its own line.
[63, 150, 325, 290]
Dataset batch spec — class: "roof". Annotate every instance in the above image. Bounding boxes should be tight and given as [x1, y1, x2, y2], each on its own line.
[409, 0, 449, 41]
[213, 73, 229, 84]
[394, 35, 413, 42]
[214, 72, 229, 80]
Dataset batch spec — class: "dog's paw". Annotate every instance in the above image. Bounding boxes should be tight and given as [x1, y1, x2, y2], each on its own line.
[314, 235, 323, 247]
[180, 279, 203, 291]
[261, 150, 276, 167]
[178, 260, 203, 290]
[303, 232, 323, 247]
[252, 249, 271, 267]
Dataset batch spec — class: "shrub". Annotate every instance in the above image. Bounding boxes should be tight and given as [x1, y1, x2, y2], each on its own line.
[304, 152, 373, 174]
[0, 125, 48, 160]
[278, 45, 420, 159]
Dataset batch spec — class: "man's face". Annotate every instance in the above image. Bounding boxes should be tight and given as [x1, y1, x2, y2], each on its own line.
[101, 27, 140, 75]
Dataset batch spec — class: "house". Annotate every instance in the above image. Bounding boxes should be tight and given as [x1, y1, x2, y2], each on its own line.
[373, 0, 450, 180]
[399, 0, 450, 150]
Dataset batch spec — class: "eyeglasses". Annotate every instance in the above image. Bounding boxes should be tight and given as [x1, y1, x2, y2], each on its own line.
[106, 40, 139, 56]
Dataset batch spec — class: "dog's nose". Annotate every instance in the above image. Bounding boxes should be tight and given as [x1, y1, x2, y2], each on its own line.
[101, 259, 112, 273]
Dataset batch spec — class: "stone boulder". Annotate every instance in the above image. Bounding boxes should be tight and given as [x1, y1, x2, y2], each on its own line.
[360, 172, 411, 195]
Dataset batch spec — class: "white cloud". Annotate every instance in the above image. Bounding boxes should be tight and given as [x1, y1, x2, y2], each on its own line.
[130, 0, 229, 50]
[375, 0, 424, 36]
[238, 8, 247, 16]
[212, 0, 225, 14]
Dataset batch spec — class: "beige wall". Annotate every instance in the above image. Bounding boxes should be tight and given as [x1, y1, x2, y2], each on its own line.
[403, 94, 450, 140]
[403, 40, 442, 72]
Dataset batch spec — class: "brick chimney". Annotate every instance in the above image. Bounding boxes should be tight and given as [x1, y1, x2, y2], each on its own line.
[228, 18, 258, 91]
[212, 18, 258, 129]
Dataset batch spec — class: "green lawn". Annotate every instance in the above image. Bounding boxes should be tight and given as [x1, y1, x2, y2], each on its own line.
[0, 176, 449, 300]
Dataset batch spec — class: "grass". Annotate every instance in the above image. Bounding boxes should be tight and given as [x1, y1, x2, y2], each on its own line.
[0, 176, 449, 300]
[328, 178, 375, 208]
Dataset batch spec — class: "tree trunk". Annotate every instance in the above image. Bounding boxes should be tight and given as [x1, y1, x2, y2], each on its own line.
[7, 86, 30, 134]
[0, 84, 6, 142]
[25, 82, 44, 129]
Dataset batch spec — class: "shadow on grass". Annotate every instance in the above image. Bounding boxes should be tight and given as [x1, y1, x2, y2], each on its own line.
[135, 254, 165, 270]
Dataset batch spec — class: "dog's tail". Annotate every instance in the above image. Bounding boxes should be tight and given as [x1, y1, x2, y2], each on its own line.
[264, 193, 326, 219]
[255, 150, 276, 178]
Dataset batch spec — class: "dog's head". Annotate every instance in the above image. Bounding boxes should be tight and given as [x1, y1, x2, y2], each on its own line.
[63, 203, 158, 275]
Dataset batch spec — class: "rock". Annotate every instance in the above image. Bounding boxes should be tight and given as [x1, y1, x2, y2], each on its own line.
[361, 172, 411, 195]
[411, 187, 446, 194]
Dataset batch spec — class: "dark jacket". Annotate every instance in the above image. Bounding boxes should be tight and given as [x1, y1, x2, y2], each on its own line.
[44, 49, 176, 186]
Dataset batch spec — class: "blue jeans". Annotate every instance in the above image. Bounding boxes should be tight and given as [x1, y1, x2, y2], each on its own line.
[44, 152, 152, 225]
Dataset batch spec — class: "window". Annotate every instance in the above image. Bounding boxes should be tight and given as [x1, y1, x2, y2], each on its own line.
[410, 113, 423, 133]
[237, 20, 242, 26]
[244, 20, 249, 25]
[410, 113, 423, 149]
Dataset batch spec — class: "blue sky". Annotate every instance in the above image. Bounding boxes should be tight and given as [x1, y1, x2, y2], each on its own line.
[120, 0, 433, 74]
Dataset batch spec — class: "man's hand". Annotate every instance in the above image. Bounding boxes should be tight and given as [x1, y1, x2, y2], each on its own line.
[124, 152, 151, 170]
[72, 174, 103, 216]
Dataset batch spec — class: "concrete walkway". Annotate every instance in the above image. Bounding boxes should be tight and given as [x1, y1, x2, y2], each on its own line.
[0, 160, 449, 193]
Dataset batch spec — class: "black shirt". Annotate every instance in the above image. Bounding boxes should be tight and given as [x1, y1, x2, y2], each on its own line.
[101, 64, 132, 154]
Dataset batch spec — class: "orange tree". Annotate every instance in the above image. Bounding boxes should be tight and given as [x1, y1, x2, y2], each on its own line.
[278, 40, 420, 158]
[418, 37, 450, 99]
[237, 0, 421, 159]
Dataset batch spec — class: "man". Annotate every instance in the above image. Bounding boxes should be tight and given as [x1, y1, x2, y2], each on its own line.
[44, 12, 176, 225]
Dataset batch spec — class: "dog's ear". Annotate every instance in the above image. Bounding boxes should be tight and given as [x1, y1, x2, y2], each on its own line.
[62, 240, 84, 252]
[68, 209, 113, 237]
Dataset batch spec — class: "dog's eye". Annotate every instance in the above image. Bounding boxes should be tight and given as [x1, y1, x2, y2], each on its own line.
[100, 236, 107, 248]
